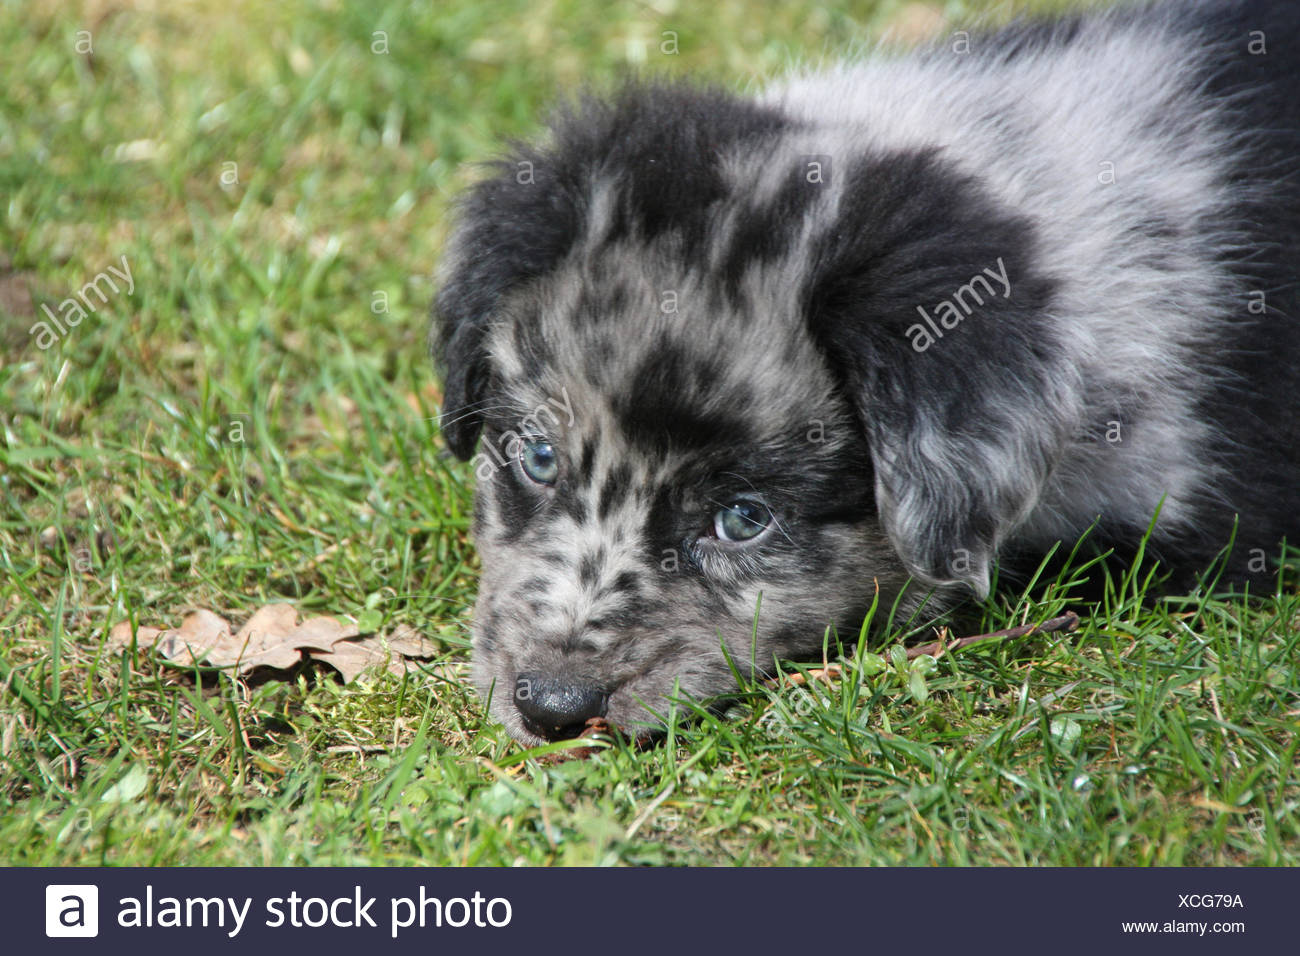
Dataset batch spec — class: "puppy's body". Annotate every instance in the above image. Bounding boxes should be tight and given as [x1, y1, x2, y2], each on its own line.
[435, 0, 1300, 745]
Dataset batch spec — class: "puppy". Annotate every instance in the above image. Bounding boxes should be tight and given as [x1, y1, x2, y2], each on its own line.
[433, 0, 1300, 745]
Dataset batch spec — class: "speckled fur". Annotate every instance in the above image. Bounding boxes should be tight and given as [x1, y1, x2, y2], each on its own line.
[435, 0, 1300, 744]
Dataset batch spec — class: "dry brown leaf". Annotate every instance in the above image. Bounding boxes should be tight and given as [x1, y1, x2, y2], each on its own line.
[108, 620, 161, 648]
[209, 602, 300, 669]
[108, 604, 436, 683]
[382, 623, 438, 658]
[311, 636, 402, 683]
[287, 615, 361, 652]
[109, 608, 232, 667]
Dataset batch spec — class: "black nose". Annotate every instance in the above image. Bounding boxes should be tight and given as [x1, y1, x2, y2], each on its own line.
[514, 672, 609, 740]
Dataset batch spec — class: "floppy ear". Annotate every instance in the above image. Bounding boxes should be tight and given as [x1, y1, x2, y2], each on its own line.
[432, 142, 583, 459]
[804, 150, 1070, 595]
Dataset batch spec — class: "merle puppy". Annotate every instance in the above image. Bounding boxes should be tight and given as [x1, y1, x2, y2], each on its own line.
[434, 0, 1300, 746]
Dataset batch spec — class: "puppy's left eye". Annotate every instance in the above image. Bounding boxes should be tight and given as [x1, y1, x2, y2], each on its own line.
[519, 440, 559, 485]
[713, 498, 772, 542]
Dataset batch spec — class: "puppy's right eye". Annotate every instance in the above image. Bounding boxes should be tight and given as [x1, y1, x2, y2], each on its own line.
[713, 498, 772, 542]
[519, 440, 559, 485]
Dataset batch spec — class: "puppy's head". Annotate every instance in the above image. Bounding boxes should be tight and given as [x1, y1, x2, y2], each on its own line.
[434, 84, 1062, 744]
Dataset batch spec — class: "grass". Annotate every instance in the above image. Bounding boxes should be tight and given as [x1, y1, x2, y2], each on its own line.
[1, 0, 1297, 866]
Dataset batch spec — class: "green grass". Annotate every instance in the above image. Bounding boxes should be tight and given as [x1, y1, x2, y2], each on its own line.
[1, 0, 1296, 866]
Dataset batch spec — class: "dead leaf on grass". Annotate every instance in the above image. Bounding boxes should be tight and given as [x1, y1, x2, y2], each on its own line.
[107, 603, 435, 682]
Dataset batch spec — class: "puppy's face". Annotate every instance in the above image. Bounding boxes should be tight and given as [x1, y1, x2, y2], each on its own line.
[434, 85, 1061, 744]
[464, 254, 905, 744]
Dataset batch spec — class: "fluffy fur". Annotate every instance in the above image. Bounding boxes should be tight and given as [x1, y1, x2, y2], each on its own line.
[434, 0, 1300, 745]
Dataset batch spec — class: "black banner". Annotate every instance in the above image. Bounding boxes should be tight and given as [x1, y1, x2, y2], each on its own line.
[9, 867, 1291, 953]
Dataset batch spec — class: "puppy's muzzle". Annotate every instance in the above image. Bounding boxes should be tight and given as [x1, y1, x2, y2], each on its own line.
[514, 672, 609, 741]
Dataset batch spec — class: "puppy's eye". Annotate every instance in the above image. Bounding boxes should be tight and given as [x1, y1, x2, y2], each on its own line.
[713, 498, 772, 542]
[519, 440, 559, 485]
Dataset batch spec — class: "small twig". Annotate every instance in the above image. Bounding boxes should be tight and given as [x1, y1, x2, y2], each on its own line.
[779, 611, 1081, 687]
[624, 782, 677, 841]
[781, 665, 844, 686]
[905, 610, 1080, 660]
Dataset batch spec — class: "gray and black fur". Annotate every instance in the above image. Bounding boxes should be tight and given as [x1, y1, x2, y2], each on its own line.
[434, 0, 1300, 745]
